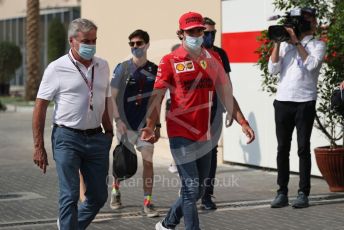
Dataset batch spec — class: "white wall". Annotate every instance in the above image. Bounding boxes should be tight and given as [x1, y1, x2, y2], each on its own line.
[221, 0, 328, 176]
[81, 0, 221, 70]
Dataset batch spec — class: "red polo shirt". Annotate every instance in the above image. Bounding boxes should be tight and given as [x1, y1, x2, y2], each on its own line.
[154, 45, 227, 141]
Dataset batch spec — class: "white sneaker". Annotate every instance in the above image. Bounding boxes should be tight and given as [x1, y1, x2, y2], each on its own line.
[57, 218, 60, 230]
[143, 204, 159, 218]
[155, 219, 173, 230]
[110, 190, 122, 210]
[168, 164, 178, 174]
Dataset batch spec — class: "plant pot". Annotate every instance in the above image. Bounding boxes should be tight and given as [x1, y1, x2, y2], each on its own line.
[314, 146, 344, 192]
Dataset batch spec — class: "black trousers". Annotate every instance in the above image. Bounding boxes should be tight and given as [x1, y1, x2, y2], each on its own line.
[203, 94, 223, 200]
[274, 100, 316, 196]
[203, 146, 218, 198]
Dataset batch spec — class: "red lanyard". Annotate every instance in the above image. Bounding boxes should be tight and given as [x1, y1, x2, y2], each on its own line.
[68, 54, 95, 111]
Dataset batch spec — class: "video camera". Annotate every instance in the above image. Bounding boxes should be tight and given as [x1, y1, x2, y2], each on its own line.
[268, 7, 316, 42]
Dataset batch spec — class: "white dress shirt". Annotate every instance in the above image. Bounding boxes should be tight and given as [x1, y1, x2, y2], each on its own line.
[268, 35, 326, 102]
[37, 50, 111, 129]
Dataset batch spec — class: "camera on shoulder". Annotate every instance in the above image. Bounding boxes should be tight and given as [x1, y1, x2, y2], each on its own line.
[268, 7, 316, 42]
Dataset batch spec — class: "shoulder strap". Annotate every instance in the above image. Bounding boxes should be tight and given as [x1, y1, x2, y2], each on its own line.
[116, 60, 131, 119]
[119, 60, 131, 88]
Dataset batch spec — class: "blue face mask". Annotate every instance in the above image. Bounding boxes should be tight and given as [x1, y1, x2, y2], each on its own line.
[78, 43, 96, 60]
[185, 35, 203, 51]
[131, 47, 145, 58]
[203, 32, 215, 48]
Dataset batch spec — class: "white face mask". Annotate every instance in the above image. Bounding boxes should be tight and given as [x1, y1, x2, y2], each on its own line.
[184, 35, 203, 50]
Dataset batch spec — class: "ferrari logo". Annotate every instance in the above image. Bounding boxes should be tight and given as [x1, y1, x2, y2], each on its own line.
[200, 60, 207, 69]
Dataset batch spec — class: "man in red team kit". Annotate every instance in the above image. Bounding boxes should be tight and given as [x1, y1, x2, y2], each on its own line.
[141, 12, 255, 230]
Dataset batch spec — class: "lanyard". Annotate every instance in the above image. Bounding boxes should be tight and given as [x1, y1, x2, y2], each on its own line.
[68, 54, 95, 111]
[303, 36, 314, 49]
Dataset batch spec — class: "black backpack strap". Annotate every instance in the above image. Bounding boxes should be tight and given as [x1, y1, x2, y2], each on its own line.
[119, 60, 131, 88]
[115, 60, 132, 124]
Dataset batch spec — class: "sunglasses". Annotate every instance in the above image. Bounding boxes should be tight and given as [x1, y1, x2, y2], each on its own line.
[204, 30, 217, 36]
[128, 41, 145, 47]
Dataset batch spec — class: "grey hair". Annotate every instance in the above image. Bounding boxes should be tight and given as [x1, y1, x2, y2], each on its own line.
[68, 18, 97, 39]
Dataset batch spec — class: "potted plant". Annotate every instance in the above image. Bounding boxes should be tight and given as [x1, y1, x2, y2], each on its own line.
[0, 41, 22, 96]
[256, 0, 344, 192]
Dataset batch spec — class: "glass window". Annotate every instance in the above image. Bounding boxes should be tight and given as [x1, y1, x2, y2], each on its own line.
[18, 18, 24, 46]
[40, 14, 46, 70]
[11, 19, 17, 44]
[4, 20, 10, 41]
[0, 21, 4, 42]
[73, 7, 81, 19]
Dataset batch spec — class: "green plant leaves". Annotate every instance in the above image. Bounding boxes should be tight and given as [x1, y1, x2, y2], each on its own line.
[0, 42, 22, 83]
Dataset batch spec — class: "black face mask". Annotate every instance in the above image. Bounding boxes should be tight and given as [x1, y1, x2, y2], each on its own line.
[203, 31, 216, 48]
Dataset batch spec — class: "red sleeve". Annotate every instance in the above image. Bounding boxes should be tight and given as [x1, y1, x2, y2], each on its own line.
[154, 54, 173, 89]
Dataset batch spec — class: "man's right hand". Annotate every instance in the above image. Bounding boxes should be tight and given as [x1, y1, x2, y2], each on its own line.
[140, 126, 155, 142]
[33, 147, 49, 174]
[116, 120, 127, 135]
[285, 27, 298, 44]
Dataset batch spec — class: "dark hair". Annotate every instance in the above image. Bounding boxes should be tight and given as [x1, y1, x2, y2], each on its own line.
[128, 29, 150, 43]
[176, 30, 183, 40]
[203, 17, 216, 26]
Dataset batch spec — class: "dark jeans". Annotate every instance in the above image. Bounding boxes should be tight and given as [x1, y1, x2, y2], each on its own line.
[52, 127, 112, 230]
[164, 137, 212, 230]
[274, 100, 316, 196]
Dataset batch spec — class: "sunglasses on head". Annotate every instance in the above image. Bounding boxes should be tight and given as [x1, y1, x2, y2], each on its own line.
[128, 41, 145, 47]
[204, 30, 217, 36]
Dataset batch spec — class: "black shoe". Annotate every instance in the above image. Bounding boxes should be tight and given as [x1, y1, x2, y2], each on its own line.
[271, 193, 289, 208]
[292, 192, 309, 208]
[201, 196, 217, 210]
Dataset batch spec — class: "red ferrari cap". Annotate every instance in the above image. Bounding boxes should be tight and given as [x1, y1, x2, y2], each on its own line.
[179, 12, 206, 30]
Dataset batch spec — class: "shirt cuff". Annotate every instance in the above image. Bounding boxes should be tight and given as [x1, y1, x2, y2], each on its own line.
[268, 59, 281, 74]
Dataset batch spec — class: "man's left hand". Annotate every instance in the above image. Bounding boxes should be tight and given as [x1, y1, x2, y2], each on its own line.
[242, 124, 255, 144]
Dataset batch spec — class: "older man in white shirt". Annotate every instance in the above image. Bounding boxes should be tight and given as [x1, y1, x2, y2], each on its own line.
[32, 18, 113, 229]
[268, 7, 326, 209]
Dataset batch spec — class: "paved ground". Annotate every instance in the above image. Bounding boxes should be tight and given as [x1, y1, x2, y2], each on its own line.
[0, 108, 344, 230]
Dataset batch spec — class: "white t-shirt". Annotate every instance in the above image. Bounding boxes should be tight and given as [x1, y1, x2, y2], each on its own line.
[268, 35, 326, 102]
[37, 50, 111, 130]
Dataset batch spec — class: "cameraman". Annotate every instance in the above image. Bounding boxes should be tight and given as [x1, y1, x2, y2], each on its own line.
[268, 8, 326, 209]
